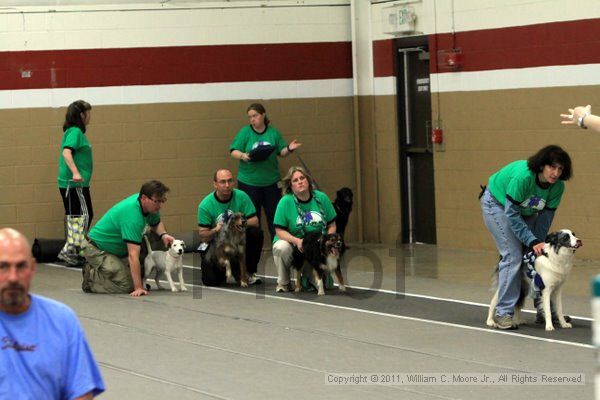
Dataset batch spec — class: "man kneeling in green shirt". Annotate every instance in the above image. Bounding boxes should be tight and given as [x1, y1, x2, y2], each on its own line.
[197, 169, 264, 286]
[81, 180, 175, 297]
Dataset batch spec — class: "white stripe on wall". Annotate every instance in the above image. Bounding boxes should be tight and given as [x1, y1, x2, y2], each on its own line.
[0, 79, 354, 109]
[373, 76, 396, 96]
[430, 64, 600, 93]
[4, 64, 600, 110]
[371, 64, 600, 96]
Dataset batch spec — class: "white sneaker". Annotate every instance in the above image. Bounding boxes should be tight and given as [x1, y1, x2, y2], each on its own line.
[248, 274, 262, 285]
[275, 284, 289, 293]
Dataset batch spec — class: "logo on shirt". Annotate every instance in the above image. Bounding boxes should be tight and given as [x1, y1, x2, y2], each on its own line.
[295, 211, 324, 229]
[2, 336, 36, 352]
[252, 140, 272, 149]
[520, 196, 546, 211]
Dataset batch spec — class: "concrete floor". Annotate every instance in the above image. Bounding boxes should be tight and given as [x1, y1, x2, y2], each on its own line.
[35, 243, 599, 399]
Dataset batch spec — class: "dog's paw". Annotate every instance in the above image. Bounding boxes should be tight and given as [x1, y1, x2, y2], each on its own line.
[240, 281, 249, 288]
[338, 285, 346, 292]
[545, 324, 555, 331]
[317, 289, 325, 296]
[171, 287, 178, 292]
[486, 319, 497, 328]
[560, 322, 572, 329]
[180, 285, 188, 292]
[294, 286, 301, 293]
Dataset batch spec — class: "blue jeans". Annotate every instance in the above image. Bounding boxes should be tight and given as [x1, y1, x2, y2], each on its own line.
[480, 189, 541, 317]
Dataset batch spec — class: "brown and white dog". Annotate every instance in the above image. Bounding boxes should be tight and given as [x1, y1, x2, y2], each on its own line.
[292, 232, 346, 295]
[213, 212, 248, 287]
[486, 229, 582, 331]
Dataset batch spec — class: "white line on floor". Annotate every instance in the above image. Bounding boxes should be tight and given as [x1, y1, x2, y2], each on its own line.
[180, 263, 593, 321]
[45, 262, 594, 349]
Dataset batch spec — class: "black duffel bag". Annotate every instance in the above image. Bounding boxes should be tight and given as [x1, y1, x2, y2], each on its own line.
[32, 238, 65, 263]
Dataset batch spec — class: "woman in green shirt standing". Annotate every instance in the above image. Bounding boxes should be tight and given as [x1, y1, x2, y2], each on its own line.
[57, 100, 93, 265]
[230, 103, 302, 240]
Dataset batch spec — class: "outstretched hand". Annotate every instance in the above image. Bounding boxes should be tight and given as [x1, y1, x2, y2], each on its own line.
[288, 139, 302, 151]
[560, 104, 591, 125]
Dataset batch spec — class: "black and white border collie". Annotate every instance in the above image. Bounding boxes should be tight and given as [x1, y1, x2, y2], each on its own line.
[487, 229, 582, 331]
[292, 232, 346, 295]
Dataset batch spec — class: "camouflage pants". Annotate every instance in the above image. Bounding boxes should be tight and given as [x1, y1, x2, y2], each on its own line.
[81, 239, 134, 294]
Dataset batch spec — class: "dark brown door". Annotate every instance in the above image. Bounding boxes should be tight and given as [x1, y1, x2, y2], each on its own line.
[396, 37, 436, 244]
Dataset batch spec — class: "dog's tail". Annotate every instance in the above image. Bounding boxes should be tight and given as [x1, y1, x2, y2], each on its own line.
[143, 234, 153, 254]
[489, 264, 499, 292]
[516, 269, 530, 309]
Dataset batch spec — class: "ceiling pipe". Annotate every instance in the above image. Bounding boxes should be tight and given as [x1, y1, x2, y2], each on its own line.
[350, 0, 364, 243]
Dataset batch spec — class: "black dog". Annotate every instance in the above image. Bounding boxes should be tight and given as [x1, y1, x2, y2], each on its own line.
[333, 187, 353, 237]
[291, 232, 346, 295]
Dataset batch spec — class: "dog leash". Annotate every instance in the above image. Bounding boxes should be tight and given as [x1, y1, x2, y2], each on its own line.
[295, 152, 320, 191]
[523, 250, 547, 296]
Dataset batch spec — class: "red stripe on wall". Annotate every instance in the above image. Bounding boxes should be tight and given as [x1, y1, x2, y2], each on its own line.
[373, 40, 394, 77]
[0, 42, 353, 90]
[373, 18, 600, 77]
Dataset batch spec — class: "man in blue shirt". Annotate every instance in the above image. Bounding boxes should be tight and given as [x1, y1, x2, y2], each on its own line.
[0, 228, 105, 399]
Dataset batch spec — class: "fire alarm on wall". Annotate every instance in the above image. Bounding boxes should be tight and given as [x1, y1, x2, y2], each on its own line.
[436, 48, 463, 71]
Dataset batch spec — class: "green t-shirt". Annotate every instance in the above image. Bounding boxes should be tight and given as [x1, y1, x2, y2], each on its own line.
[230, 124, 287, 187]
[88, 194, 160, 257]
[197, 189, 257, 228]
[57, 126, 93, 188]
[487, 160, 564, 217]
[273, 190, 337, 243]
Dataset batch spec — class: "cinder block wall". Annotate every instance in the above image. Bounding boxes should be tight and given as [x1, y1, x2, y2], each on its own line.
[368, 1, 600, 259]
[0, 98, 357, 241]
[0, 3, 360, 243]
[4, 0, 600, 262]
[432, 87, 600, 259]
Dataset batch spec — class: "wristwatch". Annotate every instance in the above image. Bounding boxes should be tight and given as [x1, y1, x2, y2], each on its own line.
[577, 112, 589, 129]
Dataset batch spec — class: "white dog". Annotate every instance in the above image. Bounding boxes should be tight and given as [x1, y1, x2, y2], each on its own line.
[143, 235, 187, 292]
[487, 229, 582, 331]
